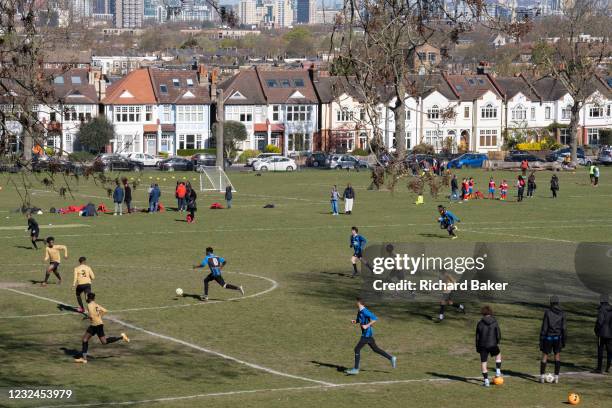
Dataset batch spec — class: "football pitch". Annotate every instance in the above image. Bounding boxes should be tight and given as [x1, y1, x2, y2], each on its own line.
[1, 167, 611, 407]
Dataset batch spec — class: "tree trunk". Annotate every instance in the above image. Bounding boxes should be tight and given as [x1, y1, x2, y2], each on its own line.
[569, 102, 581, 165]
[215, 89, 224, 170]
[393, 80, 407, 159]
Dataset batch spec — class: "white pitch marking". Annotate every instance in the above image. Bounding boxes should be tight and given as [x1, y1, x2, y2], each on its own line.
[0, 224, 91, 231]
[462, 228, 575, 243]
[30, 370, 598, 408]
[2, 287, 334, 387]
[0, 271, 278, 318]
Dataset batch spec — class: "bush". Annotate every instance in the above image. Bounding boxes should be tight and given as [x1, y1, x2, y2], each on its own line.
[44, 147, 56, 156]
[264, 144, 281, 154]
[68, 151, 95, 162]
[176, 148, 216, 157]
[541, 136, 561, 151]
[158, 151, 170, 158]
[412, 143, 435, 155]
[351, 148, 369, 156]
[516, 141, 543, 151]
[238, 149, 260, 163]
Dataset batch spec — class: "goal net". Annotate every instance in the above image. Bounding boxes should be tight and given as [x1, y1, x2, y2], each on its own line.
[198, 166, 236, 192]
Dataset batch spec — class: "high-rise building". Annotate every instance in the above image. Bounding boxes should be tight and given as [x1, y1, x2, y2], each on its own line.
[295, 0, 315, 23]
[239, 0, 294, 28]
[114, 0, 144, 28]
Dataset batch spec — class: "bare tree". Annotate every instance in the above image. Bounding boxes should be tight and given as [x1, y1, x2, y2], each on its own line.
[531, 1, 610, 163]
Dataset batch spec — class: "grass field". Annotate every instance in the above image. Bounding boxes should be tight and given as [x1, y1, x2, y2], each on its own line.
[1, 166, 611, 408]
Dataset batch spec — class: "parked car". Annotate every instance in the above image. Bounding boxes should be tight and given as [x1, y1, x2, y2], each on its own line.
[158, 157, 194, 172]
[247, 153, 281, 167]
[555, 152, 591, 166]
[253, 156, 297, 172]
[128, 153, 161, 167]
[504, 152, 545, 163]
[305, 151, 329, 167]
[545, 147, 585, 162]
[446, 153, 488, 169]
[32, 157, 83, 174]
[191, 153, 232, 169]
[93, 154, 143, 172]
[597, 148, 612, 165]
[329, 154, 369, 170]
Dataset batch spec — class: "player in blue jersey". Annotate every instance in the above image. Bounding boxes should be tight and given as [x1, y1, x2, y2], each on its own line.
[350, 227, 367, 277]
[345, 298, 396, 375]
[437, 205, 460, 239]
[193, 247, 244, 301]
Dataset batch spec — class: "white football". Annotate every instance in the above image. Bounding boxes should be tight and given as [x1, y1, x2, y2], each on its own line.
[175, 288, 183, 296]
[545, 373, 555, 383]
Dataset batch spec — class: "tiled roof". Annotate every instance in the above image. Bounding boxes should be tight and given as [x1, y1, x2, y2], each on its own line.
[528, 77, 569, 101]
[50, 68, 98, 104]
[219, 69, 267, 105]
[493, 76, 540, 101]
[444, 74, 501, 101]
[258, 69, 318, 104]
[149, 68, 211, 105]
[102, 68, 156, 105]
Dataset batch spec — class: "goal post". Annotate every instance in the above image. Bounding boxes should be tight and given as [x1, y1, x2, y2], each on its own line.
[198, 166, 236, 193]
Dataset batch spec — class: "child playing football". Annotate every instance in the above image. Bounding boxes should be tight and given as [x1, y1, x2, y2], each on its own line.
[345, 298, 397, 375]
[350, 227, 367, 277]
[73, 257, 95, 313]
[437, 205, 460, 239]
[539, 295, 567, 383]
[475, 305, 502, 387]
[42, 237, 68, 286]
[500, 180, 508, 201]
[26, 213, 43, 249]
[193, 247, 244, 301]
[487, 177, 496, 200]
[74, 293, 129, 363]
[438, 271, 465, 321]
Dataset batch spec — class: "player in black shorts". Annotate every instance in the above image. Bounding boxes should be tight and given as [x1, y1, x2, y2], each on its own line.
[74, 293, 129, 364]
[26, 213, 43, 249]
[193, 247, 244, 301]
[539, 295, 567, 383]
[475, 305, 502, 387]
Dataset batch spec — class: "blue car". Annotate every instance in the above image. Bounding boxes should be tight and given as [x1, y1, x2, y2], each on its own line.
[447, 153, 488, 169]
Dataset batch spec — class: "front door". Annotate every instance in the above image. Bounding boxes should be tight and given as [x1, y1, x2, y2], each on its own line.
[145, 134, 156, 155]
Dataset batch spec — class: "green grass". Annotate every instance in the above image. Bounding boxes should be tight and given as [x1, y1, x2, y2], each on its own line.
[0, 167, 611, 407]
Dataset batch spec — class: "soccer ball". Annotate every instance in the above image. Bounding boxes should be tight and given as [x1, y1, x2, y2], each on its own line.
[545, 373, 555, 383]
[492, 376, 504, 385]
[175, 288, 183, 297]
[567, 393, 580, 405]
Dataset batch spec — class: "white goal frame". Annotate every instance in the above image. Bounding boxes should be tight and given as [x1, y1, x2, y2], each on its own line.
[198, 166, 236, 193]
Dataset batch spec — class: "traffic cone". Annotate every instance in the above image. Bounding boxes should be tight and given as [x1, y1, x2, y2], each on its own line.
[415, 195, 424, 205]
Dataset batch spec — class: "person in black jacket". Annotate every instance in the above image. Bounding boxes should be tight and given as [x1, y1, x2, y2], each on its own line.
[343, 183, 355, 214]
[475, 305, 502, 387]
[186, 184, 197, 223]
[26, 212, 43, 249]
[539, 295, 567, 383]
[450, 174, 459, 201]
[595, 293, 612, 373]
[123, 181, 132, 214]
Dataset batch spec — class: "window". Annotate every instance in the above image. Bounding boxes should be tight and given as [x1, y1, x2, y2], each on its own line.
[71, 76, 81, 85]
[479, 129, 498, 147]
[530, 107, 536, 120]
[587, 128, 599, 145]
[405, 109, 411, 121]
[53, 76, 64, 84]
[288, 133, 311, 151]
[360, 108, 366, 121]
[589, 106, 604, 118]
[287, 105, 311, 122]
[186, 79, 194, 87]
[560, 128, 570, 145]
[239, 113, 253, 122]
[172, 79, 180, 87]
[176, 105, 204, 122]
[428, 52, 437, 63]
[512, 105, 526, 120]
[160, 85, 168, 94]
[50, 112, 56, 122]
[163, 105, 171, 122]
[427, 105, 440, 120]
[562, 107, 571, 120]
[464, 106, 470, 118]
[114, 106, 141, 122]
[481, 103, 497, 119]
[272, 105, 280, 121]
[280, 79, 291, 88]
[293, 79, 304, 87]
[145, 105, 153, 121]
[337, 108, 352, 122]
[161, 133, 172, 152]
[425, 130, 443, 150]
[545, 106, 551, 120]
[607, 105, 611, 116]
[266, 80, 278, 88]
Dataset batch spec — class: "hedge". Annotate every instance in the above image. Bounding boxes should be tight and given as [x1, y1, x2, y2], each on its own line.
[176, 148, 217, 157]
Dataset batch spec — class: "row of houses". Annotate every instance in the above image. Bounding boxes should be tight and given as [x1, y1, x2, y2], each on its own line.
[1, 66, 611, 156]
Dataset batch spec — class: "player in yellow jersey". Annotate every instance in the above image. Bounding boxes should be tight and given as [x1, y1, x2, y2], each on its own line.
[73, 257, 95, 313]
[42, 237, 68, 286]
[74, 293, 129, 363]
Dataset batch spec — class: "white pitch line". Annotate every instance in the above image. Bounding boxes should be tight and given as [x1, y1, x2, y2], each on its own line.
[0, 271, 278, 318]
[0, 224, 91, 231]
[30, 370, 600, 408]
[2, 287, 334, 387]
[462, 228, 575, 243]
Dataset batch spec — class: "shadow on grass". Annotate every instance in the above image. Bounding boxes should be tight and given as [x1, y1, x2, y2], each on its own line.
[180, 293, 202, 300]
[174, 219, 188, 223]
[427, 372, 481, 386]
[57, 303, 79, 313]
[14, 245, 34, 250]
[501, 369, 538, 382]
[311, 360, 347, 372]
[417, 233, 450, 239]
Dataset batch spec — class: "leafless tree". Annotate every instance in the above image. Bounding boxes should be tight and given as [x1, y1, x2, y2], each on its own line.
[531, 1, 610, 163]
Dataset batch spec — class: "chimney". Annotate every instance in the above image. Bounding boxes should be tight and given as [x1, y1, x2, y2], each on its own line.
[197, 64, 209, 87]
[476, 61, 489, 75]
[210, 68, 218, 100]
[308, 64, 319, 83]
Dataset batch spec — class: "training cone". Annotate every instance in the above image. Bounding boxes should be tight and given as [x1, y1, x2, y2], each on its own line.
[415, 195, 424, 205]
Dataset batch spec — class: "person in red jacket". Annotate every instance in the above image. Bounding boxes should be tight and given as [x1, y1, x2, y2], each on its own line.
[176, 182, 187, 212]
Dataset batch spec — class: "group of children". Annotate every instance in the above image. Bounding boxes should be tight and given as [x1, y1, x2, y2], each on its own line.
[451, 173, 561, 202]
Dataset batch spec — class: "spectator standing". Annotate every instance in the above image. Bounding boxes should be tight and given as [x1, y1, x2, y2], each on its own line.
[113, 182, 124, 216]
[527, 172, 536, 198]
[343, 183, 355, 215]
[148, 184, 155, 212]
[124, 181, 132, 213]
[176, 182, 187, 212]
[186, 184, 198, 223]
[550, 174, 559, 198]
[153, 184, 161, 211]
[517, 175, 525, 202]
[330, 185, 339, 215]
[520, 159, 529, 176]
[225, 185, 233, 209]
[594, 294, 612, 373]
[450, 174, 459, 201]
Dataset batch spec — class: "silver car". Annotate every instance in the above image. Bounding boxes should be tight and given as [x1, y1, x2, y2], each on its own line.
[247, 153, 281, 167]
[598, 148, 612, 165]
[328, 154, 369, 170]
